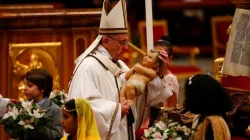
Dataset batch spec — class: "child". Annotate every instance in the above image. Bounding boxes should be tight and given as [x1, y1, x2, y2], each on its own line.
[61, 98, 100, 140]
[154, 36, 179, 108]
[5, 68, 63, 140]
[140, 36, 179, 129]
[120, 49, 162, 106]
[184, 74, 232, 140]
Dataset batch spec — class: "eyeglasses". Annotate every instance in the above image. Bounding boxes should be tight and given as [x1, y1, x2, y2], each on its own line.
[108, 36, 128, 47]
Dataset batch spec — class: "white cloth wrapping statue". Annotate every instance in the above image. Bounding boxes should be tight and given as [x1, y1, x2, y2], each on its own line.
[0, 94, 9, 117]
[67, 45, 172, 140]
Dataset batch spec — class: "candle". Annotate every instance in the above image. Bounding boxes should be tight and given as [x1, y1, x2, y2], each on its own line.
[145, 0, 154, 52]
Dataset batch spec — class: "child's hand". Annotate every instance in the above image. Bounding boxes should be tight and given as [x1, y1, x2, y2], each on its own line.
[9, 99, 20, 104]
[158, 48, 169, 78]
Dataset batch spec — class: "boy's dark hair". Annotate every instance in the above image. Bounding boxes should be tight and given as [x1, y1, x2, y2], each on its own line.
[64, 99, 77, 119]
[24, 68, 53, 98]
[154, 36, 173, 57]
[183, 74, 232, 115]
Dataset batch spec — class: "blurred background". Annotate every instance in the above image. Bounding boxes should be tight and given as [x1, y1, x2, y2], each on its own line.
[0, 0, 235, 116]
[0, 0, 235, 139]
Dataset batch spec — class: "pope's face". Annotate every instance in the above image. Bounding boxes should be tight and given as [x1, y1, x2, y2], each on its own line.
[103, 34, 128, 61]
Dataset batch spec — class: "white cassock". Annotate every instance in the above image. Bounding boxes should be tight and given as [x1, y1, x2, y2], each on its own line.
[68, 45, 172, 140]
[0, 94, 9, 117]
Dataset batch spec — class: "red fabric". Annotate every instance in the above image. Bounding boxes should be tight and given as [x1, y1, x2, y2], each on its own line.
[136, 128, 147, 140]
[168, 65, 202, 74]
[215, 21, 231, 46]
[231, 136, 248, 140]
[142, 25, 167, 46]
[214, 20, 232, 57]
[218, 47, 226, 57]
[42, 3, 65, 8]
[221, 76, 250, 91]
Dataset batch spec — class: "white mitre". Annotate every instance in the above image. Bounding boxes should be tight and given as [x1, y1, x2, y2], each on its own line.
[74, 0, 128, 66]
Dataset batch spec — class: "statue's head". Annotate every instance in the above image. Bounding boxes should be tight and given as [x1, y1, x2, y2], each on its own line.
[141, 49, 161, 69]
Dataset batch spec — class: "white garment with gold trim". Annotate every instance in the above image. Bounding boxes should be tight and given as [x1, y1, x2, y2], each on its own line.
[68, 46, 172, 140]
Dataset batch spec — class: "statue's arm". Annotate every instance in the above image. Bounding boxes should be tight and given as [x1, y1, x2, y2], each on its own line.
[134, 64, 157, 80]
[125, 67, 135, 80]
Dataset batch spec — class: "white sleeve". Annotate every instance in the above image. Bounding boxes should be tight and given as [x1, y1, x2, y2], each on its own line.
[0, 94, 9, 117]
[146, 76, 173, 106]
[67, 59, 121, 137]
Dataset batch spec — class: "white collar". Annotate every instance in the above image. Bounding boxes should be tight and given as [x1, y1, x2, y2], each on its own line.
[96, 44, 112, 60]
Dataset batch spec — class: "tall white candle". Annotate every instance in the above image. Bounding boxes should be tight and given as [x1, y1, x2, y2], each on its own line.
[145, 0, 154, 52]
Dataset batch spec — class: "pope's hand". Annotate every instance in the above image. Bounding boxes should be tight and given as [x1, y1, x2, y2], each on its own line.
[121, 100, 129, 118]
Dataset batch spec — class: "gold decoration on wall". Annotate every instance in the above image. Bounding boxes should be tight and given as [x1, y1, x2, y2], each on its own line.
[9, 42, 62, 100]
[13, 53, 43, 76]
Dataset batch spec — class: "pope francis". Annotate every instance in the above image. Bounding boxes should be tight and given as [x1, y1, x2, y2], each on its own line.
[67, 0, 172, 139]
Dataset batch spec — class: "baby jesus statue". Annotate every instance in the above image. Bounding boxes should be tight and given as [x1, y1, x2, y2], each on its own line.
[120, 49, 162, 106]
